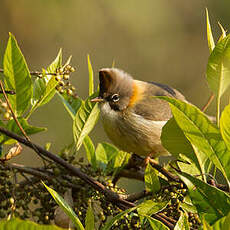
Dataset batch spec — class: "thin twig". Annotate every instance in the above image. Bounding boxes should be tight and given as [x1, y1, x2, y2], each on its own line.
[1, 163, 53, 181]
[112, 169, 144, 185]
[1, 162, 81, 190]
[149, 159, 181, 183]
[0, 80, 29, 140]
[153, 214, 174, 230]
[202, 93, 215, 112]
[0, 81, 51, 164]
[158, 213, 177, 225]
[0, 68, 57, 77]
[124, 190, 151, 202]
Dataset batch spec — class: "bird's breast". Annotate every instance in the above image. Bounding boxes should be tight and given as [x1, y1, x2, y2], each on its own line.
[99, 102, 168, 156]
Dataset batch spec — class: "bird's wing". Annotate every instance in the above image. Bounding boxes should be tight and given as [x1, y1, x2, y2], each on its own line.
[131, 81, 186, 121]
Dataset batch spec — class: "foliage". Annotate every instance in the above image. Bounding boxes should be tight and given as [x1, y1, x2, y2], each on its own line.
[0, 8, 230, 230]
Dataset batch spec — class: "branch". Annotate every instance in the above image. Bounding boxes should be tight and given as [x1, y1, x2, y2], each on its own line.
[0, 127, 176, 229]
[149, 159, 181, 183]
[112, 169, 144, 185]
[0, 162, 81, 190]
[0, 126, 134, 209]
[0, 68, 56, 77]
[123, 190, 151, 202]
[208, 179, 230, 193]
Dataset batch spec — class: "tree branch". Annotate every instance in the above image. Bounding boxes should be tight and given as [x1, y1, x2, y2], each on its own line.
[0, 162, 81, 190]
[0, 127, 176, 229]
[0, 126, 134, 209]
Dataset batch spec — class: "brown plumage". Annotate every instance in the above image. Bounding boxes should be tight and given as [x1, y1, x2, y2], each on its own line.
[92, 68, 187, 157]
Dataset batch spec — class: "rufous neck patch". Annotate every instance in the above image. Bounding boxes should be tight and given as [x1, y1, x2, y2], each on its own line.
[128, 81, 145, 107]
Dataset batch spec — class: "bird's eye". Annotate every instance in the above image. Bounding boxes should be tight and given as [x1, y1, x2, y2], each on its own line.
[111, 94, 120, 102]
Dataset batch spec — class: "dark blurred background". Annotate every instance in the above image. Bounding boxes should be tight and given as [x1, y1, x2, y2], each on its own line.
[0, 1, 229, 188]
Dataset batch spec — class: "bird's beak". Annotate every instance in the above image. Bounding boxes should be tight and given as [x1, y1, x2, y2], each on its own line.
[90, 97, 104, 103]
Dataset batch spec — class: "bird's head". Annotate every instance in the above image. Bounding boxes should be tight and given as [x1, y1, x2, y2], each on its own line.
[91, 68, 143, 111]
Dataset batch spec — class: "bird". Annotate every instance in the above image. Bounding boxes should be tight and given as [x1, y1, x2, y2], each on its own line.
[91, 68, 187, 158]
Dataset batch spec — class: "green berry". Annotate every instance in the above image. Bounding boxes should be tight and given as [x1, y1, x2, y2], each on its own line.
[63, 75, 69, 80]
[9, 197, 14, 204]
[4, 112, 11, 120]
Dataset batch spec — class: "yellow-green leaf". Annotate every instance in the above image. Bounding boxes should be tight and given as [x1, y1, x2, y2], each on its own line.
[206, 35, 230, 102]
[217, 22, 226, 43]
[43, 182, 84, 230]
[206, 8, 215, 53]
[73, 93, 100, 150]
[3, 33, 32, 116]
[174, 212, 190, 230]
[87, 55, 94, 96]
[145, 163, 160, 193]
[158, 96, 230, 185]
[179, 172, 230, 224]
[220, 104, 230, 151]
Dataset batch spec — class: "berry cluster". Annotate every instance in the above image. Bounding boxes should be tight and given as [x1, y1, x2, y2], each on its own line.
[54, 65, 77, 97]
[0, 156, 126, 228]
[158, 183, 201, 229]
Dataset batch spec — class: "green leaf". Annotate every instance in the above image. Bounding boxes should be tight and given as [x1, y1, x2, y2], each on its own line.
[85, 202, 94, 230]
[179, 171, 230, 224]
[161, 117, 194, 156]
[3, 33, 32, 116]
[137, 200, 168, 216]
[73, 93, 100, 150]
[47, 49, 62, 73]
[95, 142, 118, 172]
[144, 163, 160, 193]
[83, 136, 96, 170]
[158, 96, 230, 185]
[43, 182, 85, 230]
[58, 92, 82, 120]
[0, 118, 46, 144]
[206, 8, 215, 53]
[87, 55, 94, 96]
[212, 211, 230, 230]
[146, 216, 169, 230]
[206, 34, 230, 124]
[0, 218, 64, 230]
[112, 151, 131, 176]
[217, 22, 226, 43]
[161, 117, 205, 177]
[102, 207, 137, 230]
[29, 49, 62, 118]
[138, 200, 168, 226]
[174, 212, 190, 230]
[180, 195, 198, 214]
[220, 104, 230, 151]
